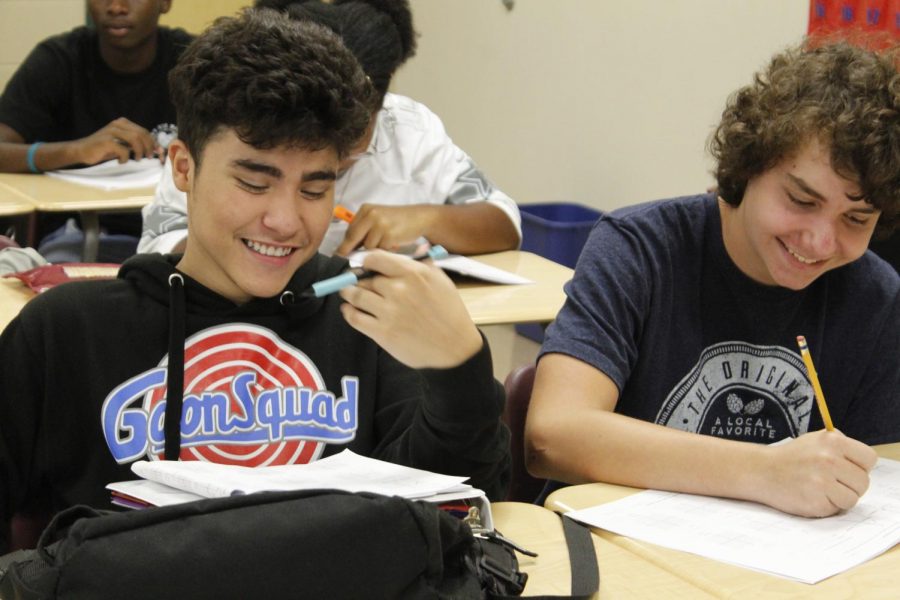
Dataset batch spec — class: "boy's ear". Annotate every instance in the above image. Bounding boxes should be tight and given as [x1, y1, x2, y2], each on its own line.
[169, 140, 194, 194]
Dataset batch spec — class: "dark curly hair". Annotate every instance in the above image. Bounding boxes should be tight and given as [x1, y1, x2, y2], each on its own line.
[168, 8, 373, 165]
[709, 41, 900, 236]
[255, 0, 417, 110]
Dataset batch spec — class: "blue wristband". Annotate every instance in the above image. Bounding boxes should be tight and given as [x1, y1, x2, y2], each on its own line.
[26, 142, 44, 173]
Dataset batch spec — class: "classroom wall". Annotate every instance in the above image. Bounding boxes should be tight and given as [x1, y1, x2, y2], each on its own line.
[391, 0, 809, 213]
[2, 0, 810, 214]
[0, 0, 84, 91]
[160, 0, 250, 34]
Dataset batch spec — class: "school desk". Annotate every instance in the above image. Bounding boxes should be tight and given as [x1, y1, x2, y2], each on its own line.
[543, 442, 900, 599]
[491, 501, 712, 598]
[454, 251, 573, 326]
[0, 173, 154, 261]
[0, 192, 33, 217]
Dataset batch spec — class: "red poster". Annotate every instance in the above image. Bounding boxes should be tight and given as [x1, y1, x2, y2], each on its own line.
[810, 0, 899, 40]
[859, 0, 887, 31]
[886, 0, 900, 35]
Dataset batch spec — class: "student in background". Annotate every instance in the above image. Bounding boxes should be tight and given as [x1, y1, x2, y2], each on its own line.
[139, 0, 521, 257]
[0, 9, 509, 554]
[0, 0, 192, 255]
[525, 41, 899, 518]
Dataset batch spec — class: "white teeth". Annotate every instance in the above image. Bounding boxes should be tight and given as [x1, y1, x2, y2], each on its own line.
[786, 245, 818, 264]
[245, 239, 292, 257]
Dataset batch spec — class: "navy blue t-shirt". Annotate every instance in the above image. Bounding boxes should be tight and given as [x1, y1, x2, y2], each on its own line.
[542, 194, 900, 445]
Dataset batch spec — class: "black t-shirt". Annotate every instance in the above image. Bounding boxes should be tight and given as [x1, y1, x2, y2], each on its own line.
[0, 26, 193, 237]
[0, 25, 192, 144]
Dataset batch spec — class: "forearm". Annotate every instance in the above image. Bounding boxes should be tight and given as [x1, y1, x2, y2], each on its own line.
[0, 140, 80, 173]
[526, 408, 770, 502]
[527, 353, 878, 516]
[420, 203, 520, 255]
[418, 340, 510, 498]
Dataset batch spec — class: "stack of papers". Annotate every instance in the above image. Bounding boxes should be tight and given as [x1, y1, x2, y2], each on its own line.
[565, 458, 900, 584]
[107, 450, 492, 529]
[47, 158, 163, 190]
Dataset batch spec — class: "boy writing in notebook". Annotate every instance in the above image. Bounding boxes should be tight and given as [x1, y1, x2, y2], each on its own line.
[526, 41, 900, 517]
[0, 9, 509, 553]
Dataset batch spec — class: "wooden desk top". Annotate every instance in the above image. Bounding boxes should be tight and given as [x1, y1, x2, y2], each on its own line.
[544, 443, 900, 599]
[457, 251, 572, 326]
[0, 173, 154, 212]
[491, 502, 713, 598]
[0, 188, 34, 217]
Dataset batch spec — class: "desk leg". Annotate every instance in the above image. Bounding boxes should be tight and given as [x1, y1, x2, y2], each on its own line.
[25, 212, 38, 248]
[80, 211, 100, 262]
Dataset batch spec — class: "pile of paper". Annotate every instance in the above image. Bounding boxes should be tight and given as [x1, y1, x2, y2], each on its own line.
[566, 458, 900, 584]
[107, 450, 492, 528]
[47, 158, 163, 191]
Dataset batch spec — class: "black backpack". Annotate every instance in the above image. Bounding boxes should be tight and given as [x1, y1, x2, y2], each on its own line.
[0, 489, 595, 599]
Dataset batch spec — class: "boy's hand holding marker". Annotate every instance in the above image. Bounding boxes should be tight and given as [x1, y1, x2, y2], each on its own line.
[303, 244, 447, 297]
[336, 246, 483, 370]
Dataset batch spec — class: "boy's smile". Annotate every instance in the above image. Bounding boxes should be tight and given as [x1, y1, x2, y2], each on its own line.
[720, 139, 880, 290]
[171, 129, 338, 304]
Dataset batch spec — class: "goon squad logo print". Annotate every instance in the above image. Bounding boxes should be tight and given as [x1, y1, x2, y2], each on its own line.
[655, 342, 813, 442]
[102, 324, 359, 465]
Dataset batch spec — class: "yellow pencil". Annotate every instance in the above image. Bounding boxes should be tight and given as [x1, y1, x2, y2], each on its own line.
[796, 335, 834, 431]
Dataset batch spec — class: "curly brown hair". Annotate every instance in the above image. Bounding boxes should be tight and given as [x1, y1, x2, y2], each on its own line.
[168, 8, 373, 166]
[709, 41, 900, 236]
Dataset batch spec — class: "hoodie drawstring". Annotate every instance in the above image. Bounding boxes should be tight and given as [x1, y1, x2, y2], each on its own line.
[164, 273, 186, 460]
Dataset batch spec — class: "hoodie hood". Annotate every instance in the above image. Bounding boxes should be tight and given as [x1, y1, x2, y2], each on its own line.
[117, 252, 351, 460]
[119, 252, 350, 320]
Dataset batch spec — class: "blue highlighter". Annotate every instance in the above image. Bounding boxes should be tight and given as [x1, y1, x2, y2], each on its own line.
[306, 245, 448, 298]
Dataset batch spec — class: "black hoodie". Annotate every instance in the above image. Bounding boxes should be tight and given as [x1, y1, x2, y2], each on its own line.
[0, 253, 510, 552]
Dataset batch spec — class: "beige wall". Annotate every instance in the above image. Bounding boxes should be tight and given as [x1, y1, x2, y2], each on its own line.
[160, 0, 250, 34]
[0, 0, 84, 91]
[2, 0, 810, 213]
[392, 0, 809, 213]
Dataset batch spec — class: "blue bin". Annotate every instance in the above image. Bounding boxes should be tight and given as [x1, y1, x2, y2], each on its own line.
[520, 203, 601, 268]
[516, 202, 601, 343]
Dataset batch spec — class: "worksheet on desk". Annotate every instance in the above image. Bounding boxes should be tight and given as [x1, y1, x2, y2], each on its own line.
[566, 458, 900, 584]
[46, 158, 163, 190]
